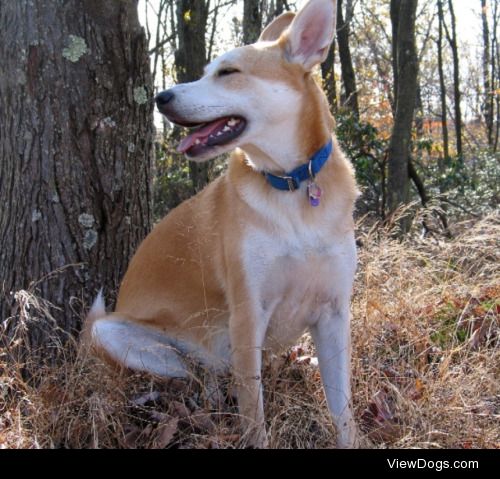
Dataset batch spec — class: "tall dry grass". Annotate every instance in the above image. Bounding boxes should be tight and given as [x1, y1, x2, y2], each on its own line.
[1, 212, 498, 448]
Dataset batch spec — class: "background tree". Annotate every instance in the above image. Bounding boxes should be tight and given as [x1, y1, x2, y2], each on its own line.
[481, 0, 494, 148]
[175, 0, 211, 192]
[321, 42, 338, 113]
[337, 0, 359, 118]
[243, 0, 263, 44]
[437, 0, 450, 166]
[443, 0, 463, 158]
[387, 0, 419, 223]
[0, 0, 154, 350]
[480, 0, 500, 152]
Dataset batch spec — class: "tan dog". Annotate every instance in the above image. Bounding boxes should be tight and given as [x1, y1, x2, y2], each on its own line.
[84, 0, 358, 448]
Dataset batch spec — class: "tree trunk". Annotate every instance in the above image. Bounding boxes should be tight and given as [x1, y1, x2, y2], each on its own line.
[175, 0, 210, 192]
[481, 0, 494, 148]
[0, 0, 154, 348]
[274, 0, 289, 17]
[437, 0, 450, 165]
[321, 42, 338, 113]
[415, 84, 424, 138]
[492, 1, 500, 152]
[444, 0, 463, 158]
[390, 0, 400, 116]
[336, 0, 359, 118]
[243, 0, 262, 45]
[387, 0, 419, 224]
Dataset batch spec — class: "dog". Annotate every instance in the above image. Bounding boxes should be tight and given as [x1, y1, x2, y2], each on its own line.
[84, 0, 358, 448]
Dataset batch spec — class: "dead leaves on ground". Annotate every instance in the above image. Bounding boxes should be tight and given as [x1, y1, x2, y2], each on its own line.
[119, 382, 239, 449]
[361, 375, 427, 444]
[361, 390, 403, 443]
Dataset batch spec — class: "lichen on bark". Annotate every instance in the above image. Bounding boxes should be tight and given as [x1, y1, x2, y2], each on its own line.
[62, 35, 88, 62]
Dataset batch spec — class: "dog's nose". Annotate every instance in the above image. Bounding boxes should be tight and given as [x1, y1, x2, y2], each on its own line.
[155, 90, 174, 107]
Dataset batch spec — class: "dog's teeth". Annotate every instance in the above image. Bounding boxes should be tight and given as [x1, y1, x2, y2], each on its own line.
[227, 118, 237, 127]
[216, 131, 223, 136]
[223, 126, 231, 132]
[195, 139, 201, 145]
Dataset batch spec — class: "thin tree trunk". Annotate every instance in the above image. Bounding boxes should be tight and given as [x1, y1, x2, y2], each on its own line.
[151, 0, 168, 84]
[321, 42, 338, 113]
[492, 0, 500, 152]
[415, 84, 424, 137]
[243, 0, 262, 45]
[437, 0, 450, 166]
[175, 0, 210, 192]
[336, 0, 359, 118]
[481, 0, 494, 147]
[275, 0, 289, 16]
[390, 0, 400, 117]
[0, 0, 154, 348]
[444, 0, 463, 158]
[208, 1, 220, 61]
[387, 0, 419, 227]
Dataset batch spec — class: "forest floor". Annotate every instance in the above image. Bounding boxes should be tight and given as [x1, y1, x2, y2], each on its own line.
[1, 212, 499, 449]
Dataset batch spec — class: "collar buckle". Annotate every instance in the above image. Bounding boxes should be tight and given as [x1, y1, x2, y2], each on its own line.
[308, 159, 315, 180]
[284, 176, 298, 191]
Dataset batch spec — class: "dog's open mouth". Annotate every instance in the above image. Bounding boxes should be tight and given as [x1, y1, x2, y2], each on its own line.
[176, 116, 247, 156]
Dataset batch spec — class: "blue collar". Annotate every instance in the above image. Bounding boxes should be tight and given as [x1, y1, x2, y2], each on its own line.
[263, 140, 333, 191]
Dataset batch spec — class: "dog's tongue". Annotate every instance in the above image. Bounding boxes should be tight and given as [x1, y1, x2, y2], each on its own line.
[177, 118, 228, 153]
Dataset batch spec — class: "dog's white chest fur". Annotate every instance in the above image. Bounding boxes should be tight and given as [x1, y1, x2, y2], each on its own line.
[241, 219, 356, 350]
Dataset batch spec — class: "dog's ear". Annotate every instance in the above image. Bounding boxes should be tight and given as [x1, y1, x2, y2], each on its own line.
[284, 0, 337, 71]
[259, 12, 296, 42]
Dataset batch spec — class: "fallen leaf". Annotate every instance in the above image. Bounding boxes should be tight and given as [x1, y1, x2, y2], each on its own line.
[149, 410, 170, 423]
[361, 390, 403, 443]
[468, 317, 495, 350]
[166, 378, 190, 394]
[154, 417, 179, 449]
[409, 378, 425, 401]
[287, 346, 305, 362]
[188, 412, 216, 434]
[170, 400, 191, 418]
[123, 424, 141, 449]
[296, 355, 314, 365]
[131, 391, 161, 406]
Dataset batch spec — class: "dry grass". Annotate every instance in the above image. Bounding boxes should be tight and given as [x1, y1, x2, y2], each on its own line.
[1, 212, 498, 449]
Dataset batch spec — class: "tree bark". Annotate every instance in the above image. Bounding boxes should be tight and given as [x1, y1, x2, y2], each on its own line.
[415, 84, 424, 138]
[492, 1, 500, 152]
[481, 0, 494, 148]
[387, 0, 419, 224]
[444, 0, 463, 158]
[175, 0, 210, 192]
[0, 0, 154, 347]
[321, 42, 338, 113]
[390, 0, 400, 116]
[437, 0, 450, 165]
[274, 0, 290, 17]
[336, 0, 359, 118]
[243, 0, 262, 45]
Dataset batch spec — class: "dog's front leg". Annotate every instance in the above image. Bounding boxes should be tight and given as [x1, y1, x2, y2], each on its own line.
[229, 306, 268, 448]
[310, 303, 357, 448]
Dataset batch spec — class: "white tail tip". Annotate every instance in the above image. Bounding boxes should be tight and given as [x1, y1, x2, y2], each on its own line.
[88, 288, 106, 320]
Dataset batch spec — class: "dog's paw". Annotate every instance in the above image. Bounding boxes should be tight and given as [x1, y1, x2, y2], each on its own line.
[336, 426, 359, 449]
[244, 426, 269, 449]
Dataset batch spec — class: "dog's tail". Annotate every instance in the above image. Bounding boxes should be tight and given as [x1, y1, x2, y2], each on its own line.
[80, 288, 106, 350]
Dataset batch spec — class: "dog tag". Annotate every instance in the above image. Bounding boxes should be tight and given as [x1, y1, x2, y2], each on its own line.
[307, 181, 322, 207]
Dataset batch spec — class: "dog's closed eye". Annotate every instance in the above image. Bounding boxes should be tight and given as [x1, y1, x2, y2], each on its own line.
[217, 67, 240, 77]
